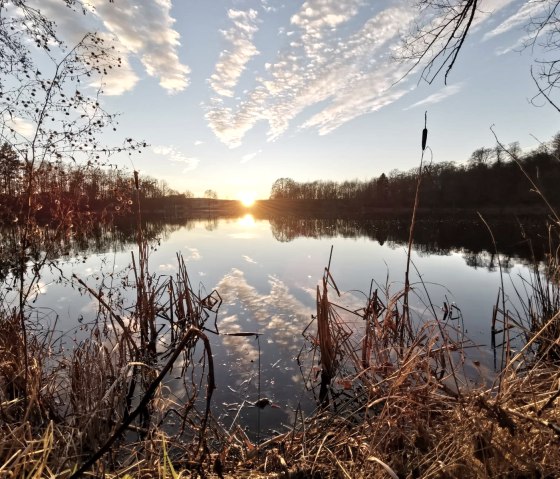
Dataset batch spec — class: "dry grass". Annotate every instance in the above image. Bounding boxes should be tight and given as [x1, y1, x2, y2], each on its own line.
[0, 222, 559, 478]
[0, 245, 223, 477]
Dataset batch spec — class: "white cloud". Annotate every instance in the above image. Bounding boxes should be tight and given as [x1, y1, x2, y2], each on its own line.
[242, 255, 258, 264]
[216, 269, 313, 355]
[205, 90, 267, 148]
[260, 0, 278, 14]
[483, 0, 546, 40]
[87, 0, 190, 93]
[291, 0, 363, 59]
[184, 247, 202, 261]
[240, 149, 261, 163]
[87, 32, 140, 95]
[158, 263, 176, 271]
[24, 1, 140, 95]
[494, 32, 531, 54]
[209, 9, 260, 97]
[205, 4, 415, 146]
[471, 0, 519, 30]
[28, 0, 187, 95]
[152, 145, 199, 172]
[304, 80, 411, 135]
[404, 83, 464, 110]
[4, 117, 35, 138]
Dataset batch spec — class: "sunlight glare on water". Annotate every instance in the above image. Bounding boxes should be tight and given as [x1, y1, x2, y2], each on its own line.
[237, 213, 256, 228]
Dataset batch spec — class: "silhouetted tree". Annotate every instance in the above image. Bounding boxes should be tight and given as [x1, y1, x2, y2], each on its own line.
[0, 143, 22, 197]
[551, 132, 560, 159]
[469, 147, 493, 167]
[270, 178, 297, 199]
[399, 0, 560, 110]
[204, 189, 218, 199]
[268, 131, 560, 210]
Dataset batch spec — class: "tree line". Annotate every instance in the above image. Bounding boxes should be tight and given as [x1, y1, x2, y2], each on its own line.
[0, 142, 224, 221]
[0, 142, 184, 200]
[269, 133, 560, 210]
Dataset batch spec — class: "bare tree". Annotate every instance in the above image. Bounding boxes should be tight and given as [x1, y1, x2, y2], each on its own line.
[397, 0, 479, 84]
[398, 0, 560, 110]
[204, 189, 218, 199]
[0, 0, 143, 397]
[469, 146, 493, 166]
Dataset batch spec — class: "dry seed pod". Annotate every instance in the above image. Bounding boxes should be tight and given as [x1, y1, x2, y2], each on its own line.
[422, 111, 428, 151]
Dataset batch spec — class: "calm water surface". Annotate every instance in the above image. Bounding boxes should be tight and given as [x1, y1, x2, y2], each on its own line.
[27, 214, 539, 436]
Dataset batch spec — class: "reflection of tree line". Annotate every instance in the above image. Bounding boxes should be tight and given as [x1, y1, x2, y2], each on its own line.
[0, 219, 182, 281]
[0, 214, 550, 280]
[0, 213, 240, 281]
[268, 216, 550, 270]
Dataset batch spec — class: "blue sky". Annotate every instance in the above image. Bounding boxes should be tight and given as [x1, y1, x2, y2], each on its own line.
[32, 0, 560, 200]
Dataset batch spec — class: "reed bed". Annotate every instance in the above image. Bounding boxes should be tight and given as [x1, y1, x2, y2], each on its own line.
[0, 242, 223, 477]
[1, 229, 559, 477]
[186, 241, 557, 479]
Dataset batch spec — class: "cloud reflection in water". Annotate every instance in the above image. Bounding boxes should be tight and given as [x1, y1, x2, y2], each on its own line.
[216, 268, 314, 358]
[210, 268, 318, 432]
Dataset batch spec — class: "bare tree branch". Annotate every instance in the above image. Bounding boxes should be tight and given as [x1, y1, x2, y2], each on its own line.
[397, 0, 560, 110]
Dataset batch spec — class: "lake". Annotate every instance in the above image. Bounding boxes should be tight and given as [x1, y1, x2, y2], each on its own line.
[9, 213, 546, 439]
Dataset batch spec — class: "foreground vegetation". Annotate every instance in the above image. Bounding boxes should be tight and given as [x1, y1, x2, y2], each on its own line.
[0, 153, 558, 475]
[1, 2, 559, 477]
[1, 210, 559, 478]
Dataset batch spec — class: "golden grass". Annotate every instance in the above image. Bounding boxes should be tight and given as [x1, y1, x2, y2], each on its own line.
[0, 238, 558, 478]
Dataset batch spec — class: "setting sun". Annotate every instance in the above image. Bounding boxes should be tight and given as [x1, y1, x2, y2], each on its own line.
[238, 191, 256, 207]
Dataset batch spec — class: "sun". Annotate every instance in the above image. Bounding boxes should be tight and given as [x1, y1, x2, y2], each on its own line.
[238, 191, 256, 207]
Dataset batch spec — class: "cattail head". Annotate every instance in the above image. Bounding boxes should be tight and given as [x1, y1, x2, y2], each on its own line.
[422, 111, 428, 151]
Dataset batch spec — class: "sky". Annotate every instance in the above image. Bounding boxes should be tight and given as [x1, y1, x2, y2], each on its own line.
[28, 0, 560, 200]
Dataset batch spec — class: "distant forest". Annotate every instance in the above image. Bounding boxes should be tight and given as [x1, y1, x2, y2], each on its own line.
[0, 142, 222, 220]
[2, 132, 560, 222]
[269, 134, 560, 210]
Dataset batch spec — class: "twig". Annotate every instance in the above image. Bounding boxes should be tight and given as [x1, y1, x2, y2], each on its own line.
[69, 327, 215, 479]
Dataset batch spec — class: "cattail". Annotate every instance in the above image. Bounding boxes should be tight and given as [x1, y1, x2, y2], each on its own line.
[133, 170, 139, 190]
[422, 112, 428, 151]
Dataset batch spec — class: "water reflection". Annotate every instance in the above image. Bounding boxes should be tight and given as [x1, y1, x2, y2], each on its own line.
[0, 213, 548, 437]
[0, 219, 181, 281]
[0, 215, 548, 278]
[211, 268, 315, 433]
[237, 213, 256, 228]
[267, 216, 549, 270]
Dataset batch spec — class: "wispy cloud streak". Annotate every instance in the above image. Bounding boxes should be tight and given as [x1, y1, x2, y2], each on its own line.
[152, 145, 199, 172]
[483, 0, 546, 40]
[209, 9, 260, 97]
[205, 3, 415, 147]
[404, 83, 464, 110]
